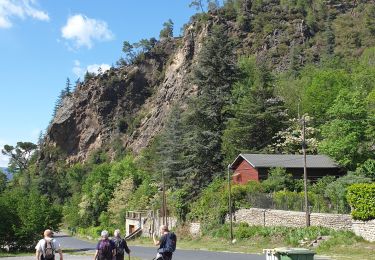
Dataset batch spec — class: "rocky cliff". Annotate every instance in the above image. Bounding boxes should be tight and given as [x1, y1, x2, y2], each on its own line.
[43, 0, 370, 163]
[45, 23, 205, 163]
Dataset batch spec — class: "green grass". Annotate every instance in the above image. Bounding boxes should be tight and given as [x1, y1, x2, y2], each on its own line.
[0, 251, 31, 257]
[129, 225, 375, 260]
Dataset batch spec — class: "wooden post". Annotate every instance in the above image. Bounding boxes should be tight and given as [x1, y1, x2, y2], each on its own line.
[162, 171, 167, 225]
[227, 164, 234, 241]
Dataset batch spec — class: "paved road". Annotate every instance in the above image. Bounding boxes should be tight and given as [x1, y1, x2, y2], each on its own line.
[0, 234, 267, 260]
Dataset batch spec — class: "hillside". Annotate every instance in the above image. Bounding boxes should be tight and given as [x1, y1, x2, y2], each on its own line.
[43, 0, 375, 164]
[1, 1, 374, 253]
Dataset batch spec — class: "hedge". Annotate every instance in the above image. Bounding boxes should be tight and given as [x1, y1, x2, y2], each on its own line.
[346, 183, 375, 221]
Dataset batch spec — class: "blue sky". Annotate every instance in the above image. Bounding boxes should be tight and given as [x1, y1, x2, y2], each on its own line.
[0, 0, 196, 167]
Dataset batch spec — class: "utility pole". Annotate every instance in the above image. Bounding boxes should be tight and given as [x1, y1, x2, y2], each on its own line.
[302, 116, 310, 227]
[227, 164, 234, 242]
[162, 171, 167, 225]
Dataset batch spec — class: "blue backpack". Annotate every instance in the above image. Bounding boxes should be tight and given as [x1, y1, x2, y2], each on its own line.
[159, 232, 177, 253]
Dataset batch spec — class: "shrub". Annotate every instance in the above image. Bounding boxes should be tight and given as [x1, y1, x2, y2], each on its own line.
[325, 173, 371, 214]
[210, 223, 336, 246]
[262, 167, 296, 192]
[347, 183, 375, 221]
[356, 159, 375, 180]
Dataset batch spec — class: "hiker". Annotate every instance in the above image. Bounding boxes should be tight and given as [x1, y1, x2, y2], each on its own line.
[112, 229, 131, 260]
[35, 229, 63, 260]
[93, 230, 115, 260]
[153, 225, 177, 260]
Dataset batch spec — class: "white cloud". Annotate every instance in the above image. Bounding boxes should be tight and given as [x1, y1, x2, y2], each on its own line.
[0, 0, 49, 29]
[87, 63, 110, 74]
[72, 60, 111, 78]
[61, 14, 114, 49]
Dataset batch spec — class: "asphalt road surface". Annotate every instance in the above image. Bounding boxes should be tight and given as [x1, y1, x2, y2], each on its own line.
[0, 233, 267, 260]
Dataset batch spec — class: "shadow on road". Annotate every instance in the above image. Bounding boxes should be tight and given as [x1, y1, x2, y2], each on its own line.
[63, 248, 96, 253]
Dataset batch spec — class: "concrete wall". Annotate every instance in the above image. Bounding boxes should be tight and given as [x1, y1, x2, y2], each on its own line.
[126, 219, 142, 237]
[231, 208, 375, 242]
[125, 216, 177, 238]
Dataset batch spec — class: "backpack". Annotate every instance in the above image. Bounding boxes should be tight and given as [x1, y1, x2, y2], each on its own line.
[163, 232, 177, 253]
[113, 238, 124, 255]
[43, 239, 54, 260]
[98, 239, 112, 260]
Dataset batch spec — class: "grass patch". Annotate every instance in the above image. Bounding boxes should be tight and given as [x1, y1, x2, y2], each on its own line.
[0, 251, 31, 257]
[130, 224, 375, 260]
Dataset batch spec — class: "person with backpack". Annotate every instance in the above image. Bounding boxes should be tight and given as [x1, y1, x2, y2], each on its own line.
[93, 230, 115, 260]
[153, 225, 177, 260]
[112, 229, 130, 260]
[35, 229, 63, 260]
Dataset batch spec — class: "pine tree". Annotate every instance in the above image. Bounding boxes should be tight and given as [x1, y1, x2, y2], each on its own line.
[157, 107, 185, 188]
[181, 24, 237, 192]
[222, 57, 288, 162]
[65, 77, 71, 96]
[159, 19, 174, 39]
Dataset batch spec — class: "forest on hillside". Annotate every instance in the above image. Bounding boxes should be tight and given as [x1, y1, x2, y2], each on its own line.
[0, 0, 374, 250]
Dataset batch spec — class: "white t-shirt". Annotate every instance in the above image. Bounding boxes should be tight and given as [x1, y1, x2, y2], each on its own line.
[35, 237, 61, 256]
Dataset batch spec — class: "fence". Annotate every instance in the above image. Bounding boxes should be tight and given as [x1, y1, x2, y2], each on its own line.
[242, 192, 351, 214]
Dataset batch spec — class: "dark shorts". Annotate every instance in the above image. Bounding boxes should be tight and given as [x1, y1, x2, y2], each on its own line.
[162, 252, 173, 260]
[115, 254, 125, 260]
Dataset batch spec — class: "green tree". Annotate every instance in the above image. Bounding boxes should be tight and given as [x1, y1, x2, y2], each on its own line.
[107, 178, 134, 226]
[159, 19, 174, 39]
[325, 172, 371, 213]
[189, 0, 205, 12]
[301, 69, 351, 120]
[1, 142, 37, 173]
[79, 163, 112, 226]
[0, 188, 62, 250]
[319, 90, 370, 170]
[134, 38, 157, 53]
[66, 163, 88, 195]
[65, 77, 72, 96]
[222, 57, 287, 161]
[84, 71, 95, 82]
[108, 155, 145, 188]
[261, 167, 297, 192]
[0, 170, 7, 193]
[355, 159, 375, 180]
[63, 193, 82, 228]
[122, 40, 136, 64]
[157, 107, 185, 188]
[181, 24, 237, 191]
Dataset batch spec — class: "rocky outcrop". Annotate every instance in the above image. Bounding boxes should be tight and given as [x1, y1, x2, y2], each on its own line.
[45, 23, 205, 163]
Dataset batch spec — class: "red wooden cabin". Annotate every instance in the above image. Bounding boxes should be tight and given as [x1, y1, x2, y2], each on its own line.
[230, 154, 345, 185]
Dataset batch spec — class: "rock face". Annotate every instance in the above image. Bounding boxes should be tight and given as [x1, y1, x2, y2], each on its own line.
[45, 24, 204, 163]
[43, 1, 367, 163]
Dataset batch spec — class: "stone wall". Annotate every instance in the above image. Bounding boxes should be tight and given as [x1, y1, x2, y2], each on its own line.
[231, 208, 375, 242]
[189, 222, 201, 237]
[352, 219, 375, 242]
[233, 208, 352, 230]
